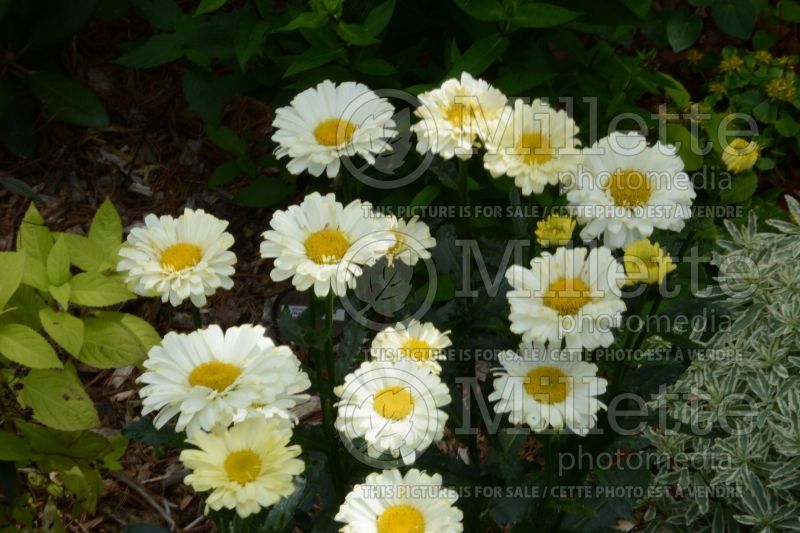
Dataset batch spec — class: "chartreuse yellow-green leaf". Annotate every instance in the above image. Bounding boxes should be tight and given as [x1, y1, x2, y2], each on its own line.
[60, 233, 107, 273]
[69, 272, 135, 307]
[17, 203, 53, 292]
[19, 367, 100, 430]
[39, 308, 84, 357]
[88, 198, 123, 258]
[0, 324, 62, 369]
[48, 283, 71, 310]
[46, 234, 71, 286]
[0, 252, 24, 310]
[77, 312, 159, 369]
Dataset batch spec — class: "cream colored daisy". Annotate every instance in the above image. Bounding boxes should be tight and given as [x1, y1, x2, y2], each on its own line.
[138, 324, 310, 434]
[411, 72, 507, 160]
[535, 213, 577, 248]
[334, 360, 450, 465]
[566, 132, 696, 249]
[505, 246, 626, 350]
[335, 468, 463, 533]
[370, 319, 452, 374]
[488, 341, 607, 435]
[622, 239, 676, 285]
[180, 417, 304, 518]
[721, 138, 760, 173]
[384, 215, 437, 266]
[483, 99, 583, 195]
[272, 80, 397, 178]
[116, 208, 236, 307]
[260, 192, 395, 297]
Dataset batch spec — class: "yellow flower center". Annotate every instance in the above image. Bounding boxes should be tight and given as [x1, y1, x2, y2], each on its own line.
[377, 504, 426, 533]
[400, 339, 433, 360]
[160, 242, 202, 271]
[524, 366, 570, 405]
[304, 229, 350, 265]
[607, 170, 651, 207]
[444, 102, 472, 128]
[535, 214, 576, 247]
[188, 361, 242, 391]
[387, 232, 406, 257]
[224, 449, 262, 485]
[765, 77, 797, 102]
[314, 118, 357, 147]
[373, 386, 414, 421]
[543, 277, 592, 316]
[516, 132, 553, 165]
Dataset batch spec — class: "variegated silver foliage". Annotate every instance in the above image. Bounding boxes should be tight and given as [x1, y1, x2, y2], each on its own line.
[641, 196, 800, 533]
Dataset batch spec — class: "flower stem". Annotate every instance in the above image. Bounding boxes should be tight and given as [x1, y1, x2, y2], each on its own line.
[457, 159, 471, 238]
[317, 292, 344, 503]
[191, 305, 202, 330]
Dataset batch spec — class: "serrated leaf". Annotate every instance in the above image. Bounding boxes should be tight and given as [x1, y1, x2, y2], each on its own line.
[0, 252, 24, 310]
[69, 273, 135, 307]
[47, 235, 71, 286]
[89, 198, 123, 257]
[234, 18, 270, 70]
[39, 308, 84, 358]
[77, 313, 157, 369]
[17, 204, 53, 292]
[0, 324, 62, 369]
[19, 368, 100, 430]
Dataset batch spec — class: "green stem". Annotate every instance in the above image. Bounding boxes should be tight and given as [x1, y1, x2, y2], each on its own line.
[457, 159, 471, 238]
[318, 292, 344, 503]
[191, 305, 202, 330]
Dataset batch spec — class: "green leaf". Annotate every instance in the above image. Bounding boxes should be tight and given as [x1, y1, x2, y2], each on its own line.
[122, 418, 184, 457]
[69, 273, 135, 307]
[234, 18, 270, 70]
[364, 0, 395, 34]
[39, 308, 85, 358]
[721, 171, 758, 204]
[0, 324, 62, 368]
[182, 69, 249, 125]
[89, 198, 122, 257]
[205, 124, 246, 155]
[277, 11, 327, 32]
[19, 369, 100, 431]
[77, 313, 159, 369]
[232, 177, 294, 207]
[17, 204, 52, 292]
[494, 70, 556, 94]
[48, 283, 71, 310]
[666, 9, 703, 52]
[512, 2, 582, 28]
[453, 0, 506, 21]
[194, 0, 226, 16]
[666, 123, 704, 171]
[29, 0, 98, 49]
[208, 160, 243, 187]
[59, 233, 108, 273]
[24, 72, 109, 128]
[0, 430, 30, 461]
[410, 184, 441, 208]
[779, 0, 800, 22]
[131, 0, 182, 30]
[336, 22, 380, 46]
[447, 34, 508, 78]
[0, 252, 24, 310]
[712, 0, 756, 39]
[47, 235, 71, 287]
[0, 176, 41, 201]
[283, 46, 345, 78]
[352, 58, 397, 76]
[115, 34, 185, 69]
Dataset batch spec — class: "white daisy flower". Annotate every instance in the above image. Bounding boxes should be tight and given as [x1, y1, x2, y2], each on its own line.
[566, 131, 696, 249]
[117, 208, 236, 307]
[271, 80, 397, 178]
[138, 324, 310, 434]
[180, 417, 304, 518]
[483, 99, 583, 196]
[411, 72, 507, 160]
[335, 468, 463, 533]
[384, 215, 437, 266]
[260, 192, 395, 297]
[488, 341, 607, 435]
[334, 360, 450, 465]
[505, 246, 626, 350]
[370, 319, 452, 374]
